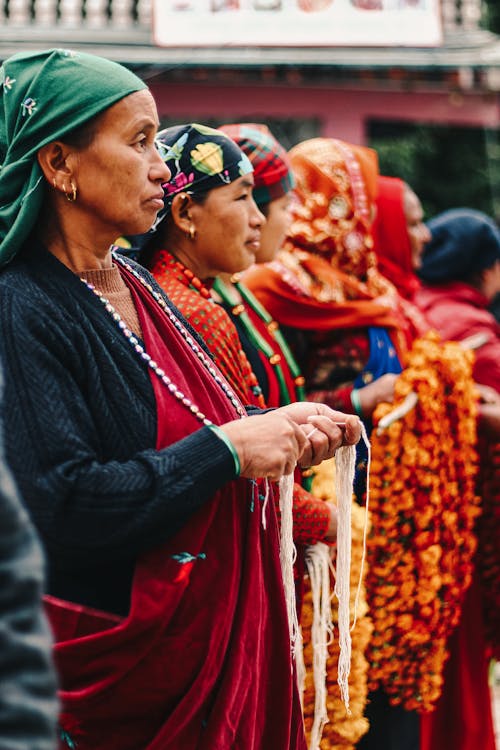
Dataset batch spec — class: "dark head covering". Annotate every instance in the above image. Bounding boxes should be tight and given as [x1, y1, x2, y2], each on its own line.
[420, 208, 500, 284]
[0, 48, 146, 268]
[155, 123, 253, 224]
[218, 123, 294, 206]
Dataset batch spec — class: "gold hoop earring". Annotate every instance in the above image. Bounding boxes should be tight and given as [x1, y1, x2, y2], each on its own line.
[188, 225, 196, 240]
[65, 181, 77, 203]
[52, 177, 57, 190]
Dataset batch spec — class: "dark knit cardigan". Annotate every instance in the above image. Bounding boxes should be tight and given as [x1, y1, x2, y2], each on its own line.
[0, 243, 241, 616]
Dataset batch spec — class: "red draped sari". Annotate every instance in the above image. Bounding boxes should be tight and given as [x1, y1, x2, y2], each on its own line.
[45, 265, 306, 750]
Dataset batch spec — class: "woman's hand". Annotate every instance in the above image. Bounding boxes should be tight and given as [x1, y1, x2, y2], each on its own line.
[219, 404, 361, 480]
[219, 411, 306, 480]
[278, 402, 361, 468]
[356, 373, 398, 417]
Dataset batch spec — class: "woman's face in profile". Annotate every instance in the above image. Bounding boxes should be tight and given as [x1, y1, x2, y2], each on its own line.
[255, 193, 292, 264]
[404, 187, 431, 270]
[67, 89, 170, 239]
[187, 175, 265, 279]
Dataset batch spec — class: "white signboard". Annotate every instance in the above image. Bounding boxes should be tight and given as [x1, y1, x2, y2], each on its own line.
[153, 0, 442, 48]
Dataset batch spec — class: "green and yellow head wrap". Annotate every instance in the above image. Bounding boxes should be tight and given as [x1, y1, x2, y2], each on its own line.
[0, 48, 147, 268]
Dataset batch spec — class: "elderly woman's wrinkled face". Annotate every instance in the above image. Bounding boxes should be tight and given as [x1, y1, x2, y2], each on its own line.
[404, 186, 431, 270]
[68, 89, 170, 238]
[187, 176, 265, 279]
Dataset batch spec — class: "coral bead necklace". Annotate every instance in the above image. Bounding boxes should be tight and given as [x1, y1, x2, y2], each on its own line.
[173, 259, 213, 299]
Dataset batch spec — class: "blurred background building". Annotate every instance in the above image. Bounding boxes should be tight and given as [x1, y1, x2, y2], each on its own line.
[1, 0, 499, 219]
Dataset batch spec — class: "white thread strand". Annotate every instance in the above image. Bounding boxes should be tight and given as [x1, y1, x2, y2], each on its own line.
[334, 443, 356, 714]
[261, 479, 271, 531]
[278, 474, 300, 661]
[305, 542, 333, 749]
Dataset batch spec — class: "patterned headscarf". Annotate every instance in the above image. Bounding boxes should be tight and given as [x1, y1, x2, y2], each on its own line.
[0, 48, 146, 268]
[286, 137, 381, 286]
[243, 137, 415, 352]
[218, 123, 294, 206]
[155, 123, 253, 224]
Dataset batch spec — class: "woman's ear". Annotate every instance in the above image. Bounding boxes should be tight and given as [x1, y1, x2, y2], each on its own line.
[170, 193, 195, 235]
[37, 141, 74, 188]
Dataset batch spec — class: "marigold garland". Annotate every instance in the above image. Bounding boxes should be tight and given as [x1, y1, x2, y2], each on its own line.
[367, 331, 481, 712]
[300, 458, 372, 749]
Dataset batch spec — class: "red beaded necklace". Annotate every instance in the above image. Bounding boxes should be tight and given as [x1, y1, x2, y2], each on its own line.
[150, 249, 266, 408]
[173, 259, 212, 299]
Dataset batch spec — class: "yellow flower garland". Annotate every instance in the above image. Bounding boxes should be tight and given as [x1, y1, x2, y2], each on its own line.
[300, 458, 372, 748]
[367, 331, 481, 712]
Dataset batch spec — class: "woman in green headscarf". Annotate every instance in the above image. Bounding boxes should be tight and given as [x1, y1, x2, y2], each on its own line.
[0, 48, 148, 266]
[0, 49, 359, 750]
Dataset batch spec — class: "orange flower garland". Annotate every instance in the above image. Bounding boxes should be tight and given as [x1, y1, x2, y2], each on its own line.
[300, 459, 372, 749]
[366, 331, 481, 712]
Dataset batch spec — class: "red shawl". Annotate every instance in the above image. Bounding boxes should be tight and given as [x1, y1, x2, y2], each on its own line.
[415, 281, 500, 390]
[46, 264, 306, 750]
[243, 253, 408, 359]
[372, 176, 421, 301]
[244, 140, 427, 355]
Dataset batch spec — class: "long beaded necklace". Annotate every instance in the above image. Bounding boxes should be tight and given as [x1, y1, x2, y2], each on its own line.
[80, 250, 247, 425]
[213, 275, 306, 405]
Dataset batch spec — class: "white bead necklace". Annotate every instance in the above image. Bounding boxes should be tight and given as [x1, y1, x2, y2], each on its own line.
[80, 251, 247, 425]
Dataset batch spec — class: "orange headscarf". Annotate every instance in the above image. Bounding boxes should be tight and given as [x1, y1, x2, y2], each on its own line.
[244, 138, 410, 352]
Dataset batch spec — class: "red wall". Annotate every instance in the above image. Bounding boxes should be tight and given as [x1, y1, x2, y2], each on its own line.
[149, 81, 500, 144]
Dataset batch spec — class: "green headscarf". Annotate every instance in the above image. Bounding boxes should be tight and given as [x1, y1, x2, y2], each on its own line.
[0, 48, 147, 268]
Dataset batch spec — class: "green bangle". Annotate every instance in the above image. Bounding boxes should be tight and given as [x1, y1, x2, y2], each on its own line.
[207, 424, 241, 477]
[350, 388, 363, 418]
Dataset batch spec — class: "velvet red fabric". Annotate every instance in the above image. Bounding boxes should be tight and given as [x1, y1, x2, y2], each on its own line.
[46, 264, 306, 750]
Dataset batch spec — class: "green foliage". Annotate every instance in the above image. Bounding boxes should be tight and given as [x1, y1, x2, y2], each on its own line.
[483, 0, 500, 34]
[369, 122, 500, 223]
